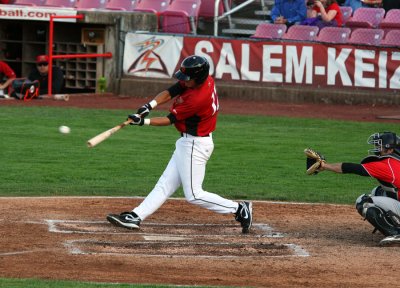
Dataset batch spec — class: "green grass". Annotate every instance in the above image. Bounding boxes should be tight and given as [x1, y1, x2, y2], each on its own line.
[0, 106, 395, 203]
[1, 106, 396, 288]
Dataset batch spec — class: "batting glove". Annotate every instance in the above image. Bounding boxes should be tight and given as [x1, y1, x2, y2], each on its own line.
[127, 114, 144, 126]
[136, 100, 157, 118]
[136, 103, 152, 118]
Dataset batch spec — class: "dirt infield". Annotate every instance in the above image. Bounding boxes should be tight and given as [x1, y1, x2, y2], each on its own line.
[1, 197, 400, 287]
[1, 94, 400, 287]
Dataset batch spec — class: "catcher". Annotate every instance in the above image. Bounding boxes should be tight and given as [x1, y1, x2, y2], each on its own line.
[305, 132, 400, 246]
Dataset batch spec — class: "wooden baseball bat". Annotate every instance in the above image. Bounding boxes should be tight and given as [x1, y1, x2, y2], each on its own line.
[87, 119, 132, 148]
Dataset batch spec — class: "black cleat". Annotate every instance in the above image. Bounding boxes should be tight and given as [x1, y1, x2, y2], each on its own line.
[235, 201, 253, 234]
[107, 211, 141, 229]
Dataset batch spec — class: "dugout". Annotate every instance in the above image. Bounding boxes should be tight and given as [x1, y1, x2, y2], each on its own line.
[0, 7, 157, 94]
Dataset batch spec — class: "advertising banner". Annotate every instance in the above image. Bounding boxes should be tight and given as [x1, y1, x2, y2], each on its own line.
[124, 33, 400, 91]
[0, 4, 78, 22]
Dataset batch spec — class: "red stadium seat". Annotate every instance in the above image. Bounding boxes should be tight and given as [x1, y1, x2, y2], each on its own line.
[44, 0, 76, 7]
[105, 0, 136, 11]
[133, 0, 170, 13]
[379, 9, 400, 33]
[316, 27, 351, 43]
[13, 0, 45, 5]
[251, 23, 287, 39]
[283, 25, 319, 41]
[75, 0, 106, 9]
[348, 28, 384, 46]
[161, 0, 201, 34]
[339, 6, 353, 26]
[198, 0, 224, 18]
[346, 7, 385, 29]
[381, 29, 400, 46]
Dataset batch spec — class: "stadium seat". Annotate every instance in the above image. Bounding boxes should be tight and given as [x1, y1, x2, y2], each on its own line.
[379, 9, 400, 31]
[75, 0, 107, 9]
[345, 7, 385, 29]
[339, 6, 353, 26]
[381, 29, 400, 46]
[198, 0, 224, 18]
[13, 0, 45, 5]
[282, 25, 319, 41]
[133, 0, 170, 13]
[44, 0, 76, 7]
[348, 28, 384, 46]
[251, 23, 287, 39]
[161, 0, 201, 34]
[105, 0, 136, 11]
[317, 27, 351, 43]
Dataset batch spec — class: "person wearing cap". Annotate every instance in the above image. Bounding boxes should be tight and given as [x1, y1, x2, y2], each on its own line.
[106, 55, 253, 235]
[0, 60, 16, 96]
[28, 55, 64, 95]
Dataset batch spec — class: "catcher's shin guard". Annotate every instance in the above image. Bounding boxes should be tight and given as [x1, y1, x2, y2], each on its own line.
[364, 206, 400, 236]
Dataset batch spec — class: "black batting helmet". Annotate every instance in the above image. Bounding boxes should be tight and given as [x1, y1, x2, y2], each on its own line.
[368, 132, 400, 155]
[174, 55, 210, 84]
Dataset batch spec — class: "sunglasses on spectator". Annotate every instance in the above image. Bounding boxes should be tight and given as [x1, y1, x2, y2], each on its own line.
[37, 62, 48, 67]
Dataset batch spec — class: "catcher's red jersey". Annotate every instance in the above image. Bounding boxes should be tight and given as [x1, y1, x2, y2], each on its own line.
[169, 76, 219, 136]
[362, 157, 400, 188]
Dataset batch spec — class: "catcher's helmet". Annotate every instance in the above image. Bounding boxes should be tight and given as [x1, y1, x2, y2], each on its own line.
[368, 132, 400, 155]
[174, 55, 210, 84]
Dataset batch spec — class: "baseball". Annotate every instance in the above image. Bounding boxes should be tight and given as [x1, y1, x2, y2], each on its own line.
[59, 125, 71, 134]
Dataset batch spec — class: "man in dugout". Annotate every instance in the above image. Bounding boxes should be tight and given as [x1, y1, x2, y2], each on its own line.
[320, 132, 400, 246]
[28, 55, 64, 95]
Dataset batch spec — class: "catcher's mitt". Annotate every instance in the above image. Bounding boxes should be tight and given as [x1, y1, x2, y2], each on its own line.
[304, 148, 326, 175]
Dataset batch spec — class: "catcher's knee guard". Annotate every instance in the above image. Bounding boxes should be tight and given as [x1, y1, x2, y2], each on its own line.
[355, 194, 372, 216]
[364, 206, 400, 236]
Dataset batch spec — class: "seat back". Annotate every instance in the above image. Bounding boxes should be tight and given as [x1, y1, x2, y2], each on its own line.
[44, 0, 76, 7]
[14, 0, 45, 5]
[198, 0, 224, 18]
[346, 7, 385, 28]
[348, 28, 384, 46]
[75, 0, 107, 9]
[161, 0, 201, 34]
[381, 29, 400, 46]
[105, 0, 136, 10]
[317, 27, 351, 43]
[134, 0, 170, 13]
[283, 25, 319, 41]
[251, 23, 287, 39]
[339, 6, 353, 25]
[379, 9, 400, 31]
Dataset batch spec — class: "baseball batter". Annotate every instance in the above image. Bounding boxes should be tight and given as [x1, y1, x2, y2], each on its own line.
[318, 132, 400, 246]
[107, 55, 253, 234]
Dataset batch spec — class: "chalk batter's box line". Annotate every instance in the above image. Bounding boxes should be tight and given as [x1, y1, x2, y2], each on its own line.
[45, 219, 284, 238]
[63, 239, 310, 258]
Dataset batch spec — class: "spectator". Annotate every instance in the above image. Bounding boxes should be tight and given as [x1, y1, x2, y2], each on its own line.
[343, 0, 363, 12]
[28, 55, 64, 95]
[0, 60, 16, 96]
[308, 0, 343, 27]
[270, 0, 307, 27]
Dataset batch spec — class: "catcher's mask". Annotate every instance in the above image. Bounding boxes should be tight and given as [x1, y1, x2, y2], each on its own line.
[174, 55, 210, 84]
[368, 132, 400, 155]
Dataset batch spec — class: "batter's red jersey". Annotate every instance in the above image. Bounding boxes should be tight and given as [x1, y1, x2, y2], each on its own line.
[169, 76, 219, 136]
[0, 61, 16, 79]
[362, 156, 400, 193]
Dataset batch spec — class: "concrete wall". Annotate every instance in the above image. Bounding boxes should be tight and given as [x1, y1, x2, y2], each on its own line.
[119, 77, 400, 105]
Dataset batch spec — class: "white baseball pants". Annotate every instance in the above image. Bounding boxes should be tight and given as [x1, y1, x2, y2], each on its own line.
[133, 133, 239, 221]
